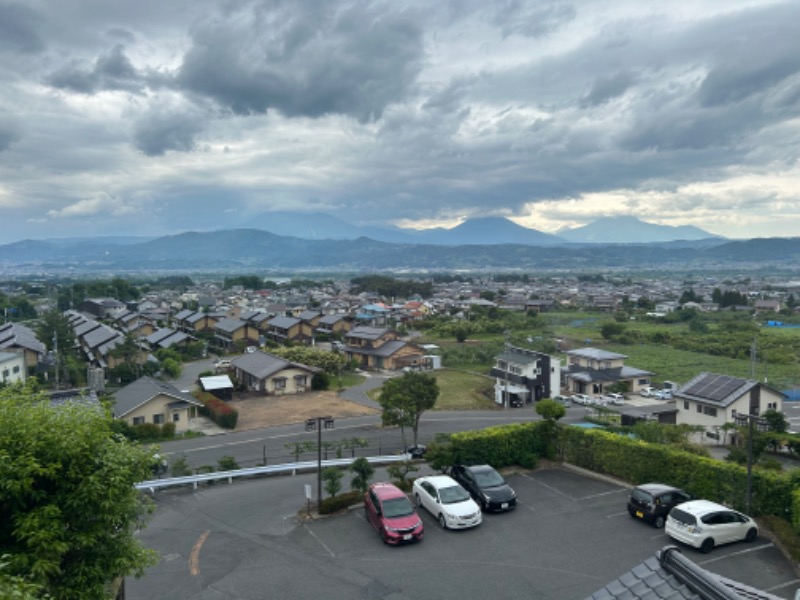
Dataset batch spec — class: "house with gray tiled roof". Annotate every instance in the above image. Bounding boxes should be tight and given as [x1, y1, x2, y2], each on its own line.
[563, 347, 653, 397]
[587, 545, 782, 600]
[230, 350, 319, 395]
[214, 317, 259, 351]
[112, 376, 202, 433]
[0, 322, 46, 370]
[264, 315, 305, 345]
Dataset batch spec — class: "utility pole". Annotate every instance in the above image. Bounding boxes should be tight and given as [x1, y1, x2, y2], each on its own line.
[53, 331, 59, 389]
[305, 416, 335, 511]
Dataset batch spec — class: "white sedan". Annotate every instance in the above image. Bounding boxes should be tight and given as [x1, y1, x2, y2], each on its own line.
[412, 475, 482, 530]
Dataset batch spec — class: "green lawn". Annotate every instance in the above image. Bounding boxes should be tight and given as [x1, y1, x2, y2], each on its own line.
[367, 368, 497, 411]
[336, 372, 366, 389]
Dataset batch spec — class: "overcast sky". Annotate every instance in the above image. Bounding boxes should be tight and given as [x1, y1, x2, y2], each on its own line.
[1, 0, 799, 244]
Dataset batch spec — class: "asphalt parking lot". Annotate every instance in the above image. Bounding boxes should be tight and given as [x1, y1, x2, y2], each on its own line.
[128, 467, 799, 599]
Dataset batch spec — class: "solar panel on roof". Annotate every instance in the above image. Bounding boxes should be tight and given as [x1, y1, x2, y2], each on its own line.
[684, 374, 745, 403]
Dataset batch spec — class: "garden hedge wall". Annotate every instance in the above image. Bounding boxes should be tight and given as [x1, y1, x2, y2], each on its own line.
[198, 395, 238, 429]
[440, 421, 799, 526]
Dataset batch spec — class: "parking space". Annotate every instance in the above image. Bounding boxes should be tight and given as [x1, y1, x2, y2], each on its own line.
[129, 467, 799, 599]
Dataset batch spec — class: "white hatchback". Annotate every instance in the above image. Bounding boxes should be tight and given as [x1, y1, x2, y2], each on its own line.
[412, 475, 482, 530]
[665, 499, 758, 553]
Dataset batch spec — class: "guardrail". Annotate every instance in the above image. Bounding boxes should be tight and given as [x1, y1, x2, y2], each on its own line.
[135, 454, 413, 493]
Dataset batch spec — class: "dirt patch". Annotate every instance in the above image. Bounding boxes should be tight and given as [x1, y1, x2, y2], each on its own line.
[228, 391, 379, 431]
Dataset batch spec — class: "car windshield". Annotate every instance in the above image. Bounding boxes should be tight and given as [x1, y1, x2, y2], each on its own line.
[439, 485, 470, 504]
[474, 470, 505, 488]
[382, 497, 414, 518]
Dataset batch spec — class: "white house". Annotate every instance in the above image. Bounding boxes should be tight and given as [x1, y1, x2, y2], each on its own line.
[674, 372, 785, 445]
[490, 346, 560, 407]
[0, 351, 26, 385]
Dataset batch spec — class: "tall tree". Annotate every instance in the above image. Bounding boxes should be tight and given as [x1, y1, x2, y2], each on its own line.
[35, 310, 76, 387]
[0, 385, 158, 599]
[378, 371, 439, 447]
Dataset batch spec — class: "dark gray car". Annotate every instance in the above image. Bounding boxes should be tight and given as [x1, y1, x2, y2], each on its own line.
[627, 483, 692, 529]
[450, 464, 517, 512]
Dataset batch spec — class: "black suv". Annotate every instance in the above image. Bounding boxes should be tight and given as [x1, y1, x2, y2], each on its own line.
[627, 483, 692, 529]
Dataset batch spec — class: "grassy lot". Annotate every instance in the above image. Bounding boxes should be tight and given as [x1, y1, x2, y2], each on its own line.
[336, 372, 366, 389]
[367, 368, 497, 411]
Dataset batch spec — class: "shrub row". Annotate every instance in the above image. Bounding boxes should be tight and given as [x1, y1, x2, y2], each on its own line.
[428, 421, 800, 529]
[199, 395, 238, 429]
[320, 490, 361, 515]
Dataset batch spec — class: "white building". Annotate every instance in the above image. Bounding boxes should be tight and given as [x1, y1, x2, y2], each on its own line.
[0, 351, 26, 385]
[674, 372, 785, 445]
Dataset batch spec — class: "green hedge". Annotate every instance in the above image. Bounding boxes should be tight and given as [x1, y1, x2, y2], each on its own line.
[430, 421, 800, 529]
[559, 427, 797, 519]
[320, 490, 361, 515]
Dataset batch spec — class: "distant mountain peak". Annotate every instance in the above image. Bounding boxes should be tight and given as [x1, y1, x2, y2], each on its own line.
[558, 216, 720, 244]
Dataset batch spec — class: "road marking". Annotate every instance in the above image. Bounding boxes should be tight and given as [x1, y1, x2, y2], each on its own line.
[304, 524, 336, 558]
[605, 511, 629, 519]
[519, 473, 576, 501]
[189, 530, 210, 575]
[581, 489, 626, 500]
[699, 542, 773, 565]
[765, 578, 800, 594]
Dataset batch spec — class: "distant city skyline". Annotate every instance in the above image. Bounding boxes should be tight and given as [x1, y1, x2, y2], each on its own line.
[1, 0, 799, 245]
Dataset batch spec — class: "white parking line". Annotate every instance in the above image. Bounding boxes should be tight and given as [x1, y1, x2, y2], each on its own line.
[581, 489, 627, 500]
[303, 524, 336, 558]
[519, 473, 576, 501]
[605, 511, 629, 519]
[698, 542, 773, 565]
[765, 578, 800, 595]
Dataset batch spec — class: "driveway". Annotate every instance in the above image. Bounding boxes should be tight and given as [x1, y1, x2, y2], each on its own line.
[128, 465, 799, 599]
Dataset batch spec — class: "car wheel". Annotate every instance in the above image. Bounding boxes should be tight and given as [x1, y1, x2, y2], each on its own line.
[653, 515, 665, 529]
[438, 513, 448, 529]
[700, 538, 715, 554]
[415, 494, 422, 507]
[745, 528, 757, 542]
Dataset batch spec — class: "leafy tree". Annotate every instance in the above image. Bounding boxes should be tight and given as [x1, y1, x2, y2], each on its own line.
[0, 385, 158, 599]
[110, 334, 145, 380]
[386, 461, 420, 492]
[600, 322, 625, 340]
[322, 467, 344, 498]
[349, 457, 374, 495]
[378, 371, 439, 447]
[35, 310, 76, 386]
[535, 399, 566, 421]
[762, 409, 789, 433]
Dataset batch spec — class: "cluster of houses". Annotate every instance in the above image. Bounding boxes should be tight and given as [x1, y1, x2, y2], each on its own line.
[491, 345, 786, 446]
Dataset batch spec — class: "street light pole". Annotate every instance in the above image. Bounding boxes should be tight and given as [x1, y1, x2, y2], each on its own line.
[305, 416, 335, 511]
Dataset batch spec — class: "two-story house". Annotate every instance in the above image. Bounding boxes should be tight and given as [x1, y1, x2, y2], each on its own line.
[674, 372, 785, 445]
[343, 326, 426, 371]
[563, 347, 653, 396]
[490, 345, 560, 407]
[213, 317, 259, 351]
[0, 322, 46, 372]
[264, 315, 305, 345]
[0, 351, 26, 385]
[172, 309, 218, 334]
[315, 313, 352, 338]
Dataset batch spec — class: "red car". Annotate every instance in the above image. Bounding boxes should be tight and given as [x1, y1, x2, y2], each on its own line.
[364, 482, 424, 545]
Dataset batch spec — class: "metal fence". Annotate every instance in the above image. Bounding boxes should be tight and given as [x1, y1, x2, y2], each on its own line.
[136, 454, 413, 493]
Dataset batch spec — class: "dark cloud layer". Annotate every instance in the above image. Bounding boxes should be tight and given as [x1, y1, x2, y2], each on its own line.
[176, 3, 425, 122]
[1, 0, 799, 242]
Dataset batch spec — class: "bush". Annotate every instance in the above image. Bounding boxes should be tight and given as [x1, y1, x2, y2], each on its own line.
[217, 455, 240, 471]
[198, 394, 238, 429]
[170, 454, 192, 477]
[319, 490, 361, 515]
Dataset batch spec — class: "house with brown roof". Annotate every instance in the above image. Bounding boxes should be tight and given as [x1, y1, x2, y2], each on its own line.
[342, 326, 427, 371]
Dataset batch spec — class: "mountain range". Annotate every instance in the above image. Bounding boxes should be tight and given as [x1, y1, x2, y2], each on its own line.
[0, 218, 797, 273]
[248, 213, 719, 245]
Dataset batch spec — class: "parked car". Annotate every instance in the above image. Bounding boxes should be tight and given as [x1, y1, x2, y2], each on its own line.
[450, 464, 517, 512]
[603, 393, 625, 405]
[666, 499, 758, 553]
[405, 444, 427, 459]
[214, 358, 232, 370]
[653, 389, 673, 400]
[627, 483, 693, 529]
[571, 393, 592, 405]
[639, 386, 657, 397]
[412, 475, 482, 530]
[364, 482, 424, 545]
[552, 394, 572, 407]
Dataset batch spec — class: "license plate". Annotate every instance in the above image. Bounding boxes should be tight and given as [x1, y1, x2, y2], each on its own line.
[403, 534, 412, 540]
[501, 503, 508, 509]
[635, 511, 643, 518]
